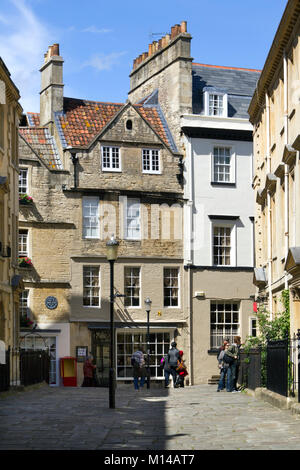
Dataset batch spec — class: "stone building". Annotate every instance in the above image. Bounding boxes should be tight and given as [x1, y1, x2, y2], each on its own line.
[128, 23, 259, 383]
[249, 0, 300, 336]
[0, 58, 23, 352]
[19, 44, 185, 386]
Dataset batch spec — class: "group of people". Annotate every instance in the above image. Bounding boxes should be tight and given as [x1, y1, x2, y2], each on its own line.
[81, 341, 188, 390]
[131, 341, 188, 390]
[216, 336, 242, 393]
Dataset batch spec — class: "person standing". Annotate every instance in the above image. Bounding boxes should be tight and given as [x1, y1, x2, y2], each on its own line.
[167, 341, 180, 388]
[175, 350, 188, 388]
[224, 336, 241, 392]
[131, 346, 146, 390]
[81, 354, 96, 387]
[216, 343, 229, 392]
[161, 354, 172, 388]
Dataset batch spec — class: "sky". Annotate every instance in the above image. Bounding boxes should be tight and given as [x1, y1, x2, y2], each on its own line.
[0, 0, 288, 114]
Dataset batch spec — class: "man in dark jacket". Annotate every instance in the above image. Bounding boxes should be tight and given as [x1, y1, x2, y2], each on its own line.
[167, 342, 180, 388]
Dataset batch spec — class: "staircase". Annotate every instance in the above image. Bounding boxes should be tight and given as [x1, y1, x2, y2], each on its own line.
[208, 374, 220, 385]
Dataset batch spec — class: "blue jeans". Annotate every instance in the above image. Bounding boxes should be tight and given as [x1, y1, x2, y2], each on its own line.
[227, 362, 237, 392]
[164, 367, 177, 387]
[217, 367, 228, 390]
[133, 376, 145, 390]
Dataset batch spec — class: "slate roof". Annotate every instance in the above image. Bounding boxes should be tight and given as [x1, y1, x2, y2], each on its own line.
[19, 127, 63, 170]
[192, 63, 261, 118]
[54, 97, 175, 151]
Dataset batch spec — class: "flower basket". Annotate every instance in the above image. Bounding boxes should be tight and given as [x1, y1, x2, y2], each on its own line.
[19, 194, 33, 205]
[18, 257, 33, 268]
[20, 316, 34, 328]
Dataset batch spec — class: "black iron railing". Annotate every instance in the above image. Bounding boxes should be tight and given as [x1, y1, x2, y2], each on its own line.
[238, 348, 262, 390]
[266, 338, 289, 397]
[0, 347, 50, 392]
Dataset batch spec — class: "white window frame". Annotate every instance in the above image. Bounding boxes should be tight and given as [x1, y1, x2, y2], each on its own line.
[19, 168, 28, 194]
[210, 302, 240, 349]
[212, 222, 236, 267]
[211, 145, 236, 184]
[142, 149, 161, 174]
[101, 146, 121, 172]
[18, 229, 29, 257]
[82, 196, 100, 239]
[204, 91, 228, 117]
[249, 317, 257, 337]
[125, 198, 141, 240]
[19, 290, 29, 319]
[163, 267, 180, 308]
[83, 265, 101, 308]
[124, 267, 141, 308]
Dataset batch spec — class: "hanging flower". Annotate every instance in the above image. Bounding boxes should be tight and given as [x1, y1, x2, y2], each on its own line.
[18, 257, 33, 267]
[19, 194, 33, 204]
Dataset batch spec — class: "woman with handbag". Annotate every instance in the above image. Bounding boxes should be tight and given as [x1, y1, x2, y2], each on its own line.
[175, 350, 188, 388]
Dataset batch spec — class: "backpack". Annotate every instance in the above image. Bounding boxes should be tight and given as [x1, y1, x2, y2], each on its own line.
[131, 352, 141, 366]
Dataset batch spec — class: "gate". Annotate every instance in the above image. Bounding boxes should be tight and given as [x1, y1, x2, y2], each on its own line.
[266, 338, 288, 397]
[238, 348, 261, 390]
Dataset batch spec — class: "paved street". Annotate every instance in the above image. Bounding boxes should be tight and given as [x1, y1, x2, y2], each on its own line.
[1, 383, 300, 450]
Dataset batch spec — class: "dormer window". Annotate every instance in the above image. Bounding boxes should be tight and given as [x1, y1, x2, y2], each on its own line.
[203, 87, 228, 118]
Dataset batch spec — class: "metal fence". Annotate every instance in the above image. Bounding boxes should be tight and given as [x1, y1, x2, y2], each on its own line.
[238, 348, 262, 390]
[0, 347, 50, 392]
[266, 338, 289, 397]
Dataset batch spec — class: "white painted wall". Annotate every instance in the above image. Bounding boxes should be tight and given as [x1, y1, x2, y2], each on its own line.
[183, 134, 254, 267]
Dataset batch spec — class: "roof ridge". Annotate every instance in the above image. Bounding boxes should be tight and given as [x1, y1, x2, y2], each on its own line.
[64, 96, 124, 106]
[192, 62, 261, 73]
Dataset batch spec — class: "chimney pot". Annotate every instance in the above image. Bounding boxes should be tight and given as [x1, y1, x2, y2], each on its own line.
[171, 26, 176, 39]
[180, 21, 187, 33]
[51, 43, 60, 56]
[148, 43, 153, 55]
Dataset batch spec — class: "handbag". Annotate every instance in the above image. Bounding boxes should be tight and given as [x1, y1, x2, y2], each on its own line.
[223, 353, 234, 365]
[176, 359, 186, 372]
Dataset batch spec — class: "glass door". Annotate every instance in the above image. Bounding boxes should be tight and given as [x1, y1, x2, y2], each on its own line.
[92, 329, 111, 387]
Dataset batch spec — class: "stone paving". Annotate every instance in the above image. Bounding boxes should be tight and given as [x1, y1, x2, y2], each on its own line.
[1, 383, 300, 450]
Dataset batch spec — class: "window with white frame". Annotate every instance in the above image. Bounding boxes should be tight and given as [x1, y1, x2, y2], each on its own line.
[204, 90, 228, 117]
[19, 290, 29, 319]
[210, 302, 239, 348]
[19, 168, 28, 194]
[18, 229, 28, 257]
[164, 268, 180, 307]
[124, 267, 140, 307]
[125, 198, 141, 240]
[142, 149, 160, 174]
[101, 146, 121, 171]
[212, 147, 234, 183]
[82, 197, 99, 238]
[117, 331, 170, 379]
[213, 226, 232, 266]
[250, 318, 257, 337]
[83, 266, 100, 307]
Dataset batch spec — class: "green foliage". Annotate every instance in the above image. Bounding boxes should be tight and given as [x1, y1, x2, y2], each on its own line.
[242, 290, 290, 388]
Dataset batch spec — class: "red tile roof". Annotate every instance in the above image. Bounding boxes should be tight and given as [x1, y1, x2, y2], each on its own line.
[56, 97, 171, 149]
[27, 112, 40, 127]
[19, 127, 62, 170]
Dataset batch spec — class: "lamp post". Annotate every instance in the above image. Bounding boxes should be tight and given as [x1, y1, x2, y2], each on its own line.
[106, 235, 119, 409]
[144, 297, 152, 389]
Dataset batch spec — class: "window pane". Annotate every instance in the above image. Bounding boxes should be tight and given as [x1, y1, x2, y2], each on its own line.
[210, 302, 239, 348]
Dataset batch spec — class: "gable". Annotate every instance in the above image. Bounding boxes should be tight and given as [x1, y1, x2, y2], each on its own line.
[99, 104, 167, 147]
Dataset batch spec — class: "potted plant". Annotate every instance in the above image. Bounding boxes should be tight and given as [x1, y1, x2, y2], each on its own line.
[18, 257, 33, 268]
[19, 194, 33, 205]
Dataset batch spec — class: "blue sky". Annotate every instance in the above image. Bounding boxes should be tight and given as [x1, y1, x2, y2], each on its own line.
[0, 0, 288, 113]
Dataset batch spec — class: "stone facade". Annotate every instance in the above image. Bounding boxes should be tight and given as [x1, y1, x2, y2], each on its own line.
[19, 44, 186, 386]
[0, 58, 22, 351]
[249, 0, 300, 335]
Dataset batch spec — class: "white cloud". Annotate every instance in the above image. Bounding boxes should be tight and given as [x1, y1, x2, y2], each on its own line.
[81, 26, 113, 34]
[83, 52, 127, 72]
[0, 0, 50, 113]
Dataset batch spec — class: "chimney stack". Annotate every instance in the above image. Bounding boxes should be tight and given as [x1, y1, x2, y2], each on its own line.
[40, 43, 64, 129]
[132, 21, 188, 70]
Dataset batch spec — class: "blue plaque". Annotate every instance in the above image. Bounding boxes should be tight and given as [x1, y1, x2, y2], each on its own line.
[45, 296, 58, 310]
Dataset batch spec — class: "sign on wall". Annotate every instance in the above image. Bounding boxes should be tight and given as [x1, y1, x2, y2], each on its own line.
[76, 346, 88, 362]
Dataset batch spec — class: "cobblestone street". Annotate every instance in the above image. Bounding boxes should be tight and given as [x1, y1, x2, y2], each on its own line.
[1, 383, 300, 450]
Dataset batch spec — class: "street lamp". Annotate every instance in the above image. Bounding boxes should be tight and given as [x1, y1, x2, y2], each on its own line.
[106, 234, 119, 409]
[144, 297, 152, 389]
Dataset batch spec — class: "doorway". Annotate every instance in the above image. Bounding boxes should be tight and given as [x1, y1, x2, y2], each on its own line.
[91, 329, 110, 387]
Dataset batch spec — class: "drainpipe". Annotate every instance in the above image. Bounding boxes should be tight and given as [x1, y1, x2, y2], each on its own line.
[283, 51, 289, 290]
[266, 92, 273, 318]
[70, 151, 78, 189]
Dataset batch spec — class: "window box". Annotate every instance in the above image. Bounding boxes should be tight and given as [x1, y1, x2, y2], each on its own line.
[18, 257, 33, 268]
[20, 316, 34, 328]
[19, 194, 33, 205]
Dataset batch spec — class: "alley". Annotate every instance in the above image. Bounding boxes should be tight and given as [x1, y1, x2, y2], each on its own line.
[1, 384, 300, 450]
